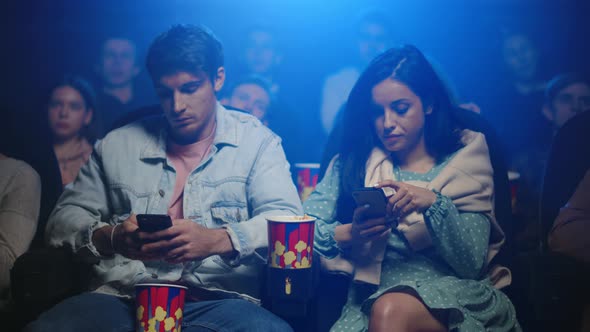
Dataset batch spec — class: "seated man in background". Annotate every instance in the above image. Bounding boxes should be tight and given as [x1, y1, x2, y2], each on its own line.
[221, 76, 272, 125]
[512, 73, 590, 250]
[221, 76, 306, 165]
[94, 34, 156, 136]
[25, 24, 301, 332]
[0, 152, 40, 309]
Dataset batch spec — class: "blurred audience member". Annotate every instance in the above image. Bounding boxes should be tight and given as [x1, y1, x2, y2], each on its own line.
[240, 25, 283, 95]
[222, 76, 272, 125]
[483, 30, 552, 162]
[221, 76, 305, 165]
[513, 73, 590, 250]
[47, 76, 96, 187]
[94, 35, 155, 136]
[319, 9, 392, 136]
[542, 73, 590, 131]
[0, 153, 41, 308]
[234, 25, 321, 163]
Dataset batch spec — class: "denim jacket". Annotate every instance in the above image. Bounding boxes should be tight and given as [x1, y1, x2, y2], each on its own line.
[46, 103, 303, 302]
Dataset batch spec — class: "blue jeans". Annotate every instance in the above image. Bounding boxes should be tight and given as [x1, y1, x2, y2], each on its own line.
[24, 292, 293, 332]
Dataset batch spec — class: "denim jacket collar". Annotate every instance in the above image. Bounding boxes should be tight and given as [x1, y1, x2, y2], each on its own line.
[139, 103, 238, 161]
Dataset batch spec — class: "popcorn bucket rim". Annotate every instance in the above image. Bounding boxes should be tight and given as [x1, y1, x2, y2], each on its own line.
[134, 283, 188, 290]
[293, 163, 321, 169]
[266, 215, 316, 223]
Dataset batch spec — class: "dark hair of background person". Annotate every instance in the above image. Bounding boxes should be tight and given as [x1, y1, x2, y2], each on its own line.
[146, 24, 224, 82]
[48, 74, 98, 144]
[334, 45, 463, 222]
[227, 75, 273, 98]
[95, 32, 139, 64]
[545, 72, 590, 105]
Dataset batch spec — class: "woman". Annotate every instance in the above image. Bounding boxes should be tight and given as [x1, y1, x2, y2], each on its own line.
[305, 45, 520, 331]
[47, 76, 96, 187]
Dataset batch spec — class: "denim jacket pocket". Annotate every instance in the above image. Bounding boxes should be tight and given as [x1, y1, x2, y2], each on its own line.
[210, 202, 249, 225]
[108, 184, 153, 216]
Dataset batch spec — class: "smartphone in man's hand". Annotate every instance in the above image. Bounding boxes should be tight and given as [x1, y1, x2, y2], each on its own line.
[352, 187, 388, 219]
[137, 214, 173, 233]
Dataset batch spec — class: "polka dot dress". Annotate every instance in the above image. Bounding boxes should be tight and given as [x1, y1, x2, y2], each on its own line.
[304, 158, 521, 332]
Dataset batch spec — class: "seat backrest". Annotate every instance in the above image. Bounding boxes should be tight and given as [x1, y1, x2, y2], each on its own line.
[1, 112, 63, 249]
[539, 110, 590, 251]
[452, 107, 515, 264]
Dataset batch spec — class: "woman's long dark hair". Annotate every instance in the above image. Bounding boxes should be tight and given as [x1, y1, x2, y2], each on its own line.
[335, 45, 463, 222]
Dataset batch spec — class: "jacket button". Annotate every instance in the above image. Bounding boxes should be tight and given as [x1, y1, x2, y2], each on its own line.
[151, 273, 158, 279]
[158, 190, 165, 197]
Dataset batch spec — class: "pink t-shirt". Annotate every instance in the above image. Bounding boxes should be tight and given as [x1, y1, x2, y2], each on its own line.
[166, 125, 216, 220]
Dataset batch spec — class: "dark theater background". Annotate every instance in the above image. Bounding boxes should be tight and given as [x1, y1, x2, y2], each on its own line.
[1, 0, 588, 138]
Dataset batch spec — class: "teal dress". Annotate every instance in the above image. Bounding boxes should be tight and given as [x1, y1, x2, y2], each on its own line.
[304, 158, 521, 331]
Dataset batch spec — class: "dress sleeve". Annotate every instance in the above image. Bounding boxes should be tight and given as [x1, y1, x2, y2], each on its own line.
[424, 191, 491, 279]
[303, 158, 342, 259]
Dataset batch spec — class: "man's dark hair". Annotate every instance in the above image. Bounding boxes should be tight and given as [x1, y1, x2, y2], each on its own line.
[146, 24, 224, 82]
[545, 73, 590, 105]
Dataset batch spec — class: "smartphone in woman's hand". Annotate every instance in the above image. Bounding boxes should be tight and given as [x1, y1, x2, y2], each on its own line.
[352, 188, 388, 219]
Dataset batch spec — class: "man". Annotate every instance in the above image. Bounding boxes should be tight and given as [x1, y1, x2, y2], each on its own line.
[95, 36, 155, 136]
[319, 9, 392, 136]
[512, 73, 590, 251]
[542, 73, 590, 130]
[222, 76, 272, 125]
[241, 25, 283, 96]
[25, 25, 301, 331]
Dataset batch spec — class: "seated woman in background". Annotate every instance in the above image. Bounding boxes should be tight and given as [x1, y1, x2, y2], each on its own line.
[0, 152, 40, 308]
[47, 76, 96, 187]
[305, 45, 520, 331]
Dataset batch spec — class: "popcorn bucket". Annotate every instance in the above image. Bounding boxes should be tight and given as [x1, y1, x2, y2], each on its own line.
[294, 163, 320, 202]
[266, 216, 316, 300]
[135, 283, 187, 332]
[267, 216, 316, 269]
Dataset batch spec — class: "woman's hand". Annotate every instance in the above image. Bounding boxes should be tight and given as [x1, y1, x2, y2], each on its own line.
[349, 205, 394, 244]
[376, 180, 437, 220]
[334, 205, 393, 247]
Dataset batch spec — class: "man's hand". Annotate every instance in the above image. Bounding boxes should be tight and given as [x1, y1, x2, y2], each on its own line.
[376, 180, 437, 221]
[139, 219, 236, 264]
[92, 214, 158, 260]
